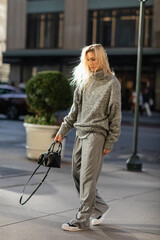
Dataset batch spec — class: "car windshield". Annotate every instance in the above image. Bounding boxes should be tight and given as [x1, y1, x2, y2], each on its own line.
[0, 89, 16, 94]
[0, 86, 23, 95]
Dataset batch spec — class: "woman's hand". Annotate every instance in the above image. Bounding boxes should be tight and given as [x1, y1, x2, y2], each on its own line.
[54, 134, 62, 142]
[103, 149, 111, 155]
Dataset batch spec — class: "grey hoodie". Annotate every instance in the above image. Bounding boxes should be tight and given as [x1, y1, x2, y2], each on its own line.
[57, 70, 121, 150]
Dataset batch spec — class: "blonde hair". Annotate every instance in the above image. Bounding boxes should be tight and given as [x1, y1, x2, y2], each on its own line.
[71, 44, 113, 90]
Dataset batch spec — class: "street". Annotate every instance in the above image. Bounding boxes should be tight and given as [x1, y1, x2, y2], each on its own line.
[0, 113, 160, 240]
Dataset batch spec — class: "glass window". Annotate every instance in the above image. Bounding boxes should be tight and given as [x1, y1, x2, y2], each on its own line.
[27, 12, 64, 49]
[88, 7, 153, 47]
[0, 88, 15, 94]
[115, 9, 136, 47]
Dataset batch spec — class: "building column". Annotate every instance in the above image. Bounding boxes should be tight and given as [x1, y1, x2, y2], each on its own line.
[7, 0, 27, 50]
[152, 0, 160, 47]
[155, 67, 160, 111]
[64, 0, 88, 49]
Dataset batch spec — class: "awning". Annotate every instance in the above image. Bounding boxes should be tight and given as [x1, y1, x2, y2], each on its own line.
[3, 47, 160, 58]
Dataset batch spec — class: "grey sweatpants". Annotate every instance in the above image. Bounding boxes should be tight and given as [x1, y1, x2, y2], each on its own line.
[70, 132, 109, 229]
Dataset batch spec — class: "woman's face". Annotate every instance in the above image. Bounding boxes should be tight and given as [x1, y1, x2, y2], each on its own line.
[86, 51, 101, 72]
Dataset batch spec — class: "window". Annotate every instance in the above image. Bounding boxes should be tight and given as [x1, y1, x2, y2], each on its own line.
[115, 9, 136, 47]
[0, 88, 15, 94]
[88, 8, 153, 47]
[27, 12, 64, 49]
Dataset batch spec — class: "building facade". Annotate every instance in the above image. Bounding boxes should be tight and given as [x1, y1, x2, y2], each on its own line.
[3, 0, 160, 110]
[0, 0, 10, 82]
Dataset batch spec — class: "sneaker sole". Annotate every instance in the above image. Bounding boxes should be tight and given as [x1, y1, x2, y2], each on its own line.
[62, 224, 83, 232]
[91, 208, 110, 226]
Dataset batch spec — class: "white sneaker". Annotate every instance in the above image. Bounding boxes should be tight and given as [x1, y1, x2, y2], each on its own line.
[91, 208, 110, 226]
[62, 223, 82, 231]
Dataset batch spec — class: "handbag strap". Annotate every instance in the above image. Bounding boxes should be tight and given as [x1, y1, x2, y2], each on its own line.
[19, 162, 51, 205]
[49, 141, 62, 153]
[19, 140, 62, 205]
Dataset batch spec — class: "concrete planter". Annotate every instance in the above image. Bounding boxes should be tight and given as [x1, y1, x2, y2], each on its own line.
[24, 123, 65, 160]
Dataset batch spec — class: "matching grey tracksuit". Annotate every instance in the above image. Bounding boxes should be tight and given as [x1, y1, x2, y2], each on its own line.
[57, 70, 121, 229]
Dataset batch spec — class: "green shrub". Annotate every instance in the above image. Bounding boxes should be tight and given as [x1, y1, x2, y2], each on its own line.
[25, 71, 72, 125]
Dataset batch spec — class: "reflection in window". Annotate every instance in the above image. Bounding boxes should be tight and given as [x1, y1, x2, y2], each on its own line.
[88, 8, 152, 47]
[27, 12, 64, 49]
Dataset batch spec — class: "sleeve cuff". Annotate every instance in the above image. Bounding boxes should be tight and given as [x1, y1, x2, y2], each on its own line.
[56, 129, 67, 139]
[104, 141, 114, 151]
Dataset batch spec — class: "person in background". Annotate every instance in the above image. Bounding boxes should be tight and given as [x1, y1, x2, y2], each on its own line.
[131, 90, 136, 113]
[139, 91, 143, 116]
[143, 88, 152, 117]
[130, 89, 143, 115]
[55, 44, 121, 231]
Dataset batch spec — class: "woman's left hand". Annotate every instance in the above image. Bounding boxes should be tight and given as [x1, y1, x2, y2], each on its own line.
[103, 149, 111, 155]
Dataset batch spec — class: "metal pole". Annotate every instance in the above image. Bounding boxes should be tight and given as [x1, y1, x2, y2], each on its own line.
[126, 0, 147, 171]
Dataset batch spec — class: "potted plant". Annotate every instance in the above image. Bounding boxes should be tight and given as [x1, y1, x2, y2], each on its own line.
[24, 71, 72, 160]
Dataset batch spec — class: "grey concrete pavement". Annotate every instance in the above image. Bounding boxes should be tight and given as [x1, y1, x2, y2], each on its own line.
[0, 112, 160, 240]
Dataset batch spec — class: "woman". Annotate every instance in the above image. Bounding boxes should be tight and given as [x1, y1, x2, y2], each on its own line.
[55, 44, 121, 231]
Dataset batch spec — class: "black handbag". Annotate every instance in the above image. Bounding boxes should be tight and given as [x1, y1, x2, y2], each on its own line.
[38, 141, 62, 168]
[19, 141, 62, 205]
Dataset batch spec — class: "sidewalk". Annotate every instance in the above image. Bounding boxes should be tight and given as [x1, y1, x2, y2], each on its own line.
[0, 151, 160, 240]
[0, 114, 160, 240]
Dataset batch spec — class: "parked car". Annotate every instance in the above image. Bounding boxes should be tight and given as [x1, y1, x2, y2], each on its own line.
[0, 85, 28, 119]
